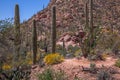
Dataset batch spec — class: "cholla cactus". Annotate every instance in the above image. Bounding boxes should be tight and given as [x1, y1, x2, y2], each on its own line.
[51, 6, 56, 53]
[32, 20, 37, 64]
[14, 4, 21, 61]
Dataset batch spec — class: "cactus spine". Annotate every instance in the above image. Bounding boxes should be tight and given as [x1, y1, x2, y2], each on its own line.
[32, 20, 37, 64]
[14, 4, 21, 61]
[51, 6, 56, 53]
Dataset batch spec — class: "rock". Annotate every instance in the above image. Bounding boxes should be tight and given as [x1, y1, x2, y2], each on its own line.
[66, 53, 74, 58]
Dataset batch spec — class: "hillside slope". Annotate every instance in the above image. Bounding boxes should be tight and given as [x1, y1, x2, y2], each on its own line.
[27, 0, 120, 30]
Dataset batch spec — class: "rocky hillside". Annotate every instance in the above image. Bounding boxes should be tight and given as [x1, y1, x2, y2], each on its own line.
[27, 0, 120, 30]
[24, 0, 120, 47]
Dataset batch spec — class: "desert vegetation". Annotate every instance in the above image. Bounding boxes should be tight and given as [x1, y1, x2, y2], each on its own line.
[0, 0, 120, 80]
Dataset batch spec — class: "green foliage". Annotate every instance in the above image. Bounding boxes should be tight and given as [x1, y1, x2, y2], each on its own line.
[115, 58, 120, 68]
[0, 66, 31, 80]
[74, 49, 83, 59]
[44, 53, 64, 65]
[88, 52, 108, 61]
[80, 0, 102, 58]
[0, 18, 13, 32]
[97, 29, 120, 53]
[37, 68, 67, 80]
[0, 18, 14, 55]
[56, 45, 67, 57]
[74, 76, 84, 80]
[84, 26, 102, 55]
[67, 45, 79, 54]
[97, 70, 111, 80]
[90, 62, 96, 73]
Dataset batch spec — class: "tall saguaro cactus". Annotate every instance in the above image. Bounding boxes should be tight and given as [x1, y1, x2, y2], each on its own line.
[51, 6, 56, 53]
[81, 0, 95, 58]
[89, 0, 93, 29]
[14, 4, 21, 61]
[85, 2, 89, 29]
[89, 0, 94, 53]
[32, 20, 37, 64]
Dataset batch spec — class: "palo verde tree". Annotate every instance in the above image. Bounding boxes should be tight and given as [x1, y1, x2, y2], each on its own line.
[0, 18, 14, 54]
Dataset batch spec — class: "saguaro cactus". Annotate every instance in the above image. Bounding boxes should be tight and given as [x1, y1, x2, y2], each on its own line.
[89, 0, 94, 53]
[89, 0, 93, 30]
[51, 6, 56, 53]
[44, 38, 48, 53]
[62, 40, 66, 56]
[32, 20, 37, 64]
[85, 2, 89, 29]
[14, 4, 21, 61]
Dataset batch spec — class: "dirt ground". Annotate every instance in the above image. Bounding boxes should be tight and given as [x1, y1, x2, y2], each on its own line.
[30, 56, 120, 80]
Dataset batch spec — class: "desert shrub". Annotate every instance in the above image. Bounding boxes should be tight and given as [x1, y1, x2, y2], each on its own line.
[88, 52, 108, 61]
[1, 66, 31, 80]
[74, 49, 82, 57]
[115, 58, 120, 68]
[101, 53, 108, 60]
[37, 68, 67, 80]
[97, 70, 111, 80]
[13, 56, 33, 67]
[66, 45, 80, 58]
[2, 64, 12, 71]
[97, 29, 120, 53]
[67, 45, 79, 54]
[56, 45, 67, 57]
[90, 63, 96, 69]
[74, 76, 84, 80]
[25, 51, 43, 65]
[74, 49, 83, 59]
[43, 53, 64, 65]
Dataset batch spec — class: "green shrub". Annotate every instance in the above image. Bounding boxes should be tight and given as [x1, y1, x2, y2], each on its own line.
[1, 65, 31, 80]
[74, 49, 82, 57]
[97, 70, 111, 80]
[56, 45, 67, 57]
[67, 45, 79, 54]
[37, 68, 67, 80]
[115, 58, 120, 68]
